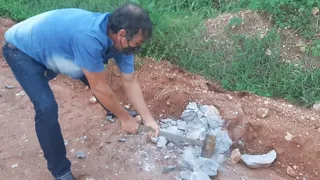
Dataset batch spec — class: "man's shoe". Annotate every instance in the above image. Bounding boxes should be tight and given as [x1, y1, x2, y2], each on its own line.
[56, 172, 77, 180]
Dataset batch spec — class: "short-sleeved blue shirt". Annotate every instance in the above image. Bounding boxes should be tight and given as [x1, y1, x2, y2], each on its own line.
[5, 8, 135, 79]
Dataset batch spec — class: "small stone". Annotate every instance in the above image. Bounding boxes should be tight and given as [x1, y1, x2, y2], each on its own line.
[287, 166, 297, 177]
[76, 151, 85, 158]
[305, 132, 309, 136]
[231, 149, 241, 164]
[202, 90, 208, 93]
[151, 136, 159, 143]
[256, 108, 270, 118]
[64, 140, 68, 146]
[15, 91, 25, 97]
[5, 85, 14, 89]
[89, 96, 97, 104]
[317, 128, 320, 133]
[241, 177, 246, 180]
[300, 46, 306, 53]
[167, 142, 175, 148]
[163, 165, 176, 173]
[135, 115, 142, 122]
[118, 138, 126, 142]
[285, 132, 294, 141]
[265, 49, 272, 56]
[302, 177, 307, 180]
[157, 136, 167, 148]
[312, 7, 319, 15]
[11, 164, 18, 168]
[106, 115, 115, 123]
[241, 150, 277, 168]
[85, 86, 89, 90]
[293, 165, 297, 170]
[313, 103, 320, 111]
[164, 155, 171, 159]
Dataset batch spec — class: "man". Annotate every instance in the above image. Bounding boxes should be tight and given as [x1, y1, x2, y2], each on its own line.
[2, 2, 159, 180]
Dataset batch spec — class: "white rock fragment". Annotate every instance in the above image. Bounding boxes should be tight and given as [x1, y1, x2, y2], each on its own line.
[89, 96, 97, 104]
[313, 103, 320, 111]
[150, 136, 159, 143]
[241, 150, 277, 168]
[157, 136, 167, 148]
[256, 108, 270, 118]
[231, 149, 241, 164]
[11, 164, 18, 168]
[285, 132, 294, 141]
[287, 166, 297, 177]
[15, 91, 25, 97]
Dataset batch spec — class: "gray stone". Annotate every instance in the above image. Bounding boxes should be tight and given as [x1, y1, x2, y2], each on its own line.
[313, 102, 320, 111]
[177, 120, 187, 131]
[150, 137, 159, 143]
[106, 115, 115, 123]
[160, 123, 170, 129]
[167, 142, 175, 148]
[198, 158, 219, 176]
[185, 102, 199, 111]
[5, 85, 14, 89]
[206, 114, 224, 130]
[190, 170, 211, 180]
[160, 118, 175, 125]
[179, 146, 198, 170]
[64, 140, 68, 146]
[76, 151, 85, 158]
[186, 128, 206, 140]
[199, 105, 220, 116]
[179, 170, 192, 180]
[157, 136, 168, 148]
[181, 110, 198, 122]
[163, 126, 184, 136]
[118, 138, 126, 142]
[214, 130, 232, 155]
[241, 150, 277, 168]
[163, 165, 177, 173]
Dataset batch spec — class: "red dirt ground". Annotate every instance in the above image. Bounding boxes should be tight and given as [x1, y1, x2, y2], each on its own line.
[1, 18, 320, 180]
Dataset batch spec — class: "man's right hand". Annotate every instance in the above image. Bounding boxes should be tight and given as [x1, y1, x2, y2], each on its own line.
[119, 116, 139, 134]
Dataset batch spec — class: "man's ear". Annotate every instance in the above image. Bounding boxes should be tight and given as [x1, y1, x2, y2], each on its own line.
[117, 29, 127, 37]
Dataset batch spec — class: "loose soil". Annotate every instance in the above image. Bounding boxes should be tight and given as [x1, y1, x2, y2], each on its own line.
[1, 17, 320, 180]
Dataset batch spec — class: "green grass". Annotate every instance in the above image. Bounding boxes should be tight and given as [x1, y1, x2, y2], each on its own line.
[1, 0, 320, 106]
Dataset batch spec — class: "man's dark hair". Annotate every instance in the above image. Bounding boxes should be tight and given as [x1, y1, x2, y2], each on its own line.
[108, 2, 153, 41]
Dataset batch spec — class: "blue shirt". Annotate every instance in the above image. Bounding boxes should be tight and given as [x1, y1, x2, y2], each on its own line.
[5, 8, 135, 79]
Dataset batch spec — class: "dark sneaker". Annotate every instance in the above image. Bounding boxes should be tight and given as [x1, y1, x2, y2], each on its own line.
[56, 172, 77, 180]
[106, 108, 139, 119]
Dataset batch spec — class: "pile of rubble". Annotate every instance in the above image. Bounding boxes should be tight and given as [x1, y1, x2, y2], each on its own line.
[154, 102, 233, 179]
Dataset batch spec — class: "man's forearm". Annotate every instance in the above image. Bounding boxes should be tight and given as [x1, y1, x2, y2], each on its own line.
[122, 78, 153, 122]
[92, 82, 130, 120]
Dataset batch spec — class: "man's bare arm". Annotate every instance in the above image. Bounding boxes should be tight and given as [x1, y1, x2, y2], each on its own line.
[120, 73, 159, 137]
[82, 69, 138, 133]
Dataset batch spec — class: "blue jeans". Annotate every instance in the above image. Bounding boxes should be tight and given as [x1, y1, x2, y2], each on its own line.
[2, 43, 71, 178]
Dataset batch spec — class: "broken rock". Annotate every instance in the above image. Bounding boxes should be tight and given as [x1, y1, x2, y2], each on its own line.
[186, 128, 206, 140]
[177, 120, 187, 131]
[198, 158, 218, 176]
[157, 136, 167, 148]
[256, 108, 270, 118]
[287, 166, 297, 177]
[241, 150, 277, 168]
[163, 126, 184, 136]
[76, 151, 85, 158]
[163, 165, 177, 173]
[89, 96, 97, 104]
[214, 130, 232, 155]
[313, 103, 320, 111]
[199, 105, 220, 117]
[231, 149, 241, 164]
